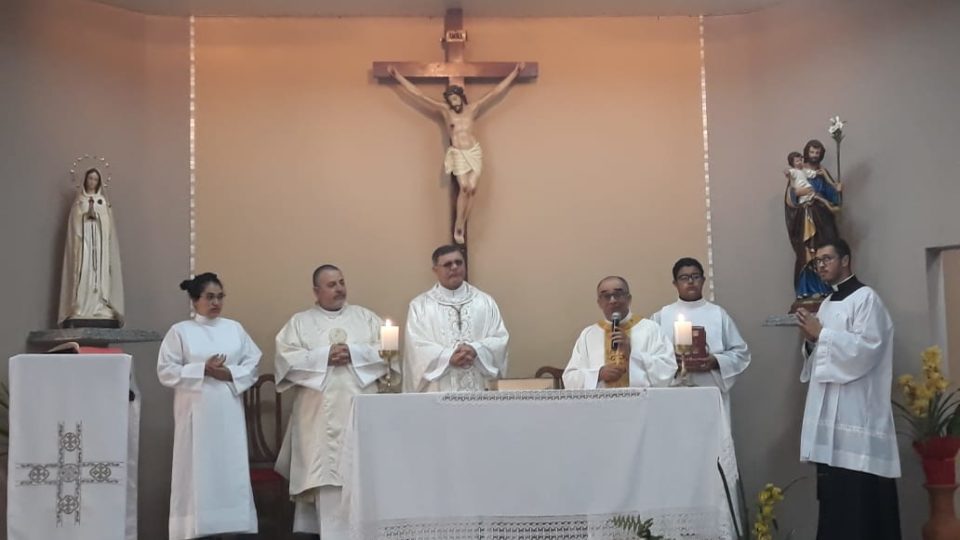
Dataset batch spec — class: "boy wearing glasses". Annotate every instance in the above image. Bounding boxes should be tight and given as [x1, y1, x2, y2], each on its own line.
[650, 257, 751, 424]
[403, 245, 510, 392]
[562, 276, 675, 389]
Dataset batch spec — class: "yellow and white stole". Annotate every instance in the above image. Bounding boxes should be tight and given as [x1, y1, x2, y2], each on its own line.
[598, 314, 641, 388]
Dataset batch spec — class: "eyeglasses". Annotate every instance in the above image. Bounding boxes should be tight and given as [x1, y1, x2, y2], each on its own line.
[812, 255, 837, 267]
[439, 260, 465, 269]
[676, 274, 705, 284]
[202, 293, 226, 302]
[598, 291, 630, 302]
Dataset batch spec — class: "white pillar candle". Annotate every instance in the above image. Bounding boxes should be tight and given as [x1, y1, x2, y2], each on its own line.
[674, 314, 693, 346]
[380, 319, 399, 351]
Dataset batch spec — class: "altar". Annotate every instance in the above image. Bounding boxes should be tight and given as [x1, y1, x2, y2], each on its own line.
[341, 387, 736, 539]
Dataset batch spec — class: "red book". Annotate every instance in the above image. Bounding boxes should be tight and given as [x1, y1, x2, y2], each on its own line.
[78, 346, 125, 354]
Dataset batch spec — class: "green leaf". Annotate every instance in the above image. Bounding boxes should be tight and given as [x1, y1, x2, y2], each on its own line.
[948, 411, 960, 436]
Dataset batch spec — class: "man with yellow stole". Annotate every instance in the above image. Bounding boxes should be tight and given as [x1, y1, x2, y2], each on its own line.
[563, 276, 676, 389]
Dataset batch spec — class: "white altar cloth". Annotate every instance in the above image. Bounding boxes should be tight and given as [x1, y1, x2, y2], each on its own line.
[342, 387, 735, 539]
[7, 354, 132, 540]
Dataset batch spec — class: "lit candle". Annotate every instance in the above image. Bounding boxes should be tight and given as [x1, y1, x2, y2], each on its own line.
[674, 314, 693, 346]
[380, 319, 399, 351]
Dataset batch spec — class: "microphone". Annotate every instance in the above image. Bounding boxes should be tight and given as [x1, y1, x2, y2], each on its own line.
[611, 312, 622, 351]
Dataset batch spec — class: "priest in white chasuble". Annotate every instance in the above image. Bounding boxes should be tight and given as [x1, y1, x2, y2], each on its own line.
[563, 276, 676, 389]
[274, 264, 389, 538]
[403, 244, 509, 392]
[796, 240, 901, 540]
[157, 273, 261, 540]
[650, 257, 751, 423]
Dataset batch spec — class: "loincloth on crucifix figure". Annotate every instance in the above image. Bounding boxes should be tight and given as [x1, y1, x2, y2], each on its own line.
[444, 142, 483, 178]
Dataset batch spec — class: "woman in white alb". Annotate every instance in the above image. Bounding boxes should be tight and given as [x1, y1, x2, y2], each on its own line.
[157, 273, 260, 540]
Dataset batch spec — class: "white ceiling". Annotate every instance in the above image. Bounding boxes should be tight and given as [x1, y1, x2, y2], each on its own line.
[89, 0, 784, 17]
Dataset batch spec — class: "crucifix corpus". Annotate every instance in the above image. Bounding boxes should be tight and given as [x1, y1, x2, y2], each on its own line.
[374, 8, 538, 246]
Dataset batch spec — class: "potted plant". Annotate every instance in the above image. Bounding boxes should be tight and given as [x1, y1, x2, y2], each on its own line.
[894, 346, 960, 538]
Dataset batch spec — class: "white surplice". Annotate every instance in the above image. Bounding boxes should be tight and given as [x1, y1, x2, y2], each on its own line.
[800, 277, 901, 478]
[651, 299, 750, 532]
[562, 314, 676, 390]
[157, 315, 261, 540]
[650, 298, 751, 423]
[403, 282, 509, 393]
[273, 304, 388, 536]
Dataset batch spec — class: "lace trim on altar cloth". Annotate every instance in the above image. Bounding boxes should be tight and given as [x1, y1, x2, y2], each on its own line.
[352, 508, 732, 540]
[439, 388, 650, 403]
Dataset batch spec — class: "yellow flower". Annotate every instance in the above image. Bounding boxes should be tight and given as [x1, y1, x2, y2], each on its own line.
[898, 374, 914, 386]
[922, 346, 942, 362]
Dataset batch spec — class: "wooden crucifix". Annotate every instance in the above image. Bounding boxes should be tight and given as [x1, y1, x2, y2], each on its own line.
[373, 8, 538, 256]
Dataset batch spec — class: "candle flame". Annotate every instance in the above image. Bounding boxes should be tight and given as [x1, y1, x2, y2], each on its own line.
[677, 314, 686, 322]
[385, 319, 394, 327]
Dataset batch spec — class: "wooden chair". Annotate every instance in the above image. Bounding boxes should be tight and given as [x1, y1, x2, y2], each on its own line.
[534, 366, 565, 389]
[494, 366, 566, 390]
[243, 374, 291, 538]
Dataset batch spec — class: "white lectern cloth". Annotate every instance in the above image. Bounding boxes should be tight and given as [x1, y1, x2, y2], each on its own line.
[7, 354, 132, 540]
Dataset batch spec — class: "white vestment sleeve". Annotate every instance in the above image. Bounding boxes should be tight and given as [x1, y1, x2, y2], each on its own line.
[630, 322, 677, 388]
[809, 294, 891, 384]
[157, 327, 205, 390]
[349, 344, 388, 387]
[403, 301, 454, 392]
[468, 299, 509, 378]
[563, 330, 599, 390]
[275, 318, 332, 392]
[349, 313, 389, 387]
[710, 311, 751, 392]
[226, 326, 261, 395]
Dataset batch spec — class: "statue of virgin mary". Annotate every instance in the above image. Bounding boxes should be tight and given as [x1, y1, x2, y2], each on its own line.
[58, 167, 124, 328]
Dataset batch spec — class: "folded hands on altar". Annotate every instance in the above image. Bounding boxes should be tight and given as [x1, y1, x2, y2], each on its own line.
[328, 343, 353, 366]
[204, 354, 234, 381]
[450, 343, 478, 368]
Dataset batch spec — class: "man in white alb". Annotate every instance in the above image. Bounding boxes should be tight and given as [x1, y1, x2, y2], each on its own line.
[403, 245, 509, 392]
[795, 240, 901, 539]
[563, 276, 676, 389]
[274, 264, 390, 538]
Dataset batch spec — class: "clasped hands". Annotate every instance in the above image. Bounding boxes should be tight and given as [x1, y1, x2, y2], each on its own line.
[204, 354, 233, 381]
[450, 343, 478, 369]
[795, 308, 823, 342]
[328, 344, 353, 366]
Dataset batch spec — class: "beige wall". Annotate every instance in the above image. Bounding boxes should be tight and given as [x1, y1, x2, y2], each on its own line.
[706, 0, 960, 536]
[0, 1, 190, 538]
[194, 16, 709, 377]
